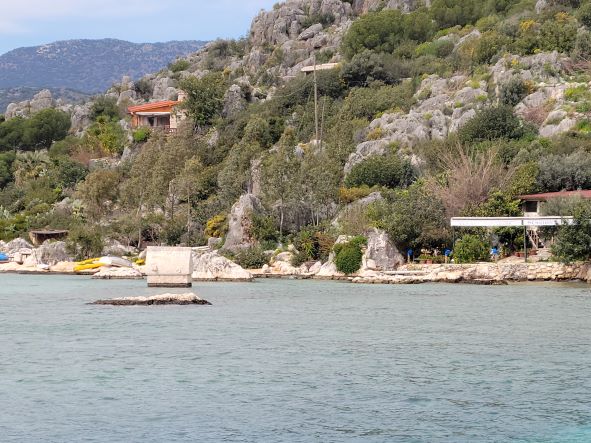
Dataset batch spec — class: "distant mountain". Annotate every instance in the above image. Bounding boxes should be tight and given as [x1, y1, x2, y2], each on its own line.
[0, 38, 206, 93]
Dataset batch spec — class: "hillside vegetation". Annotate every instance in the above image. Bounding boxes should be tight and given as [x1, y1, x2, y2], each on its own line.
[2, 0, 591, 263]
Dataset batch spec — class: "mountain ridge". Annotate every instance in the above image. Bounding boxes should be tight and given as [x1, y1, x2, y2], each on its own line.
[0, 38, 206, 93]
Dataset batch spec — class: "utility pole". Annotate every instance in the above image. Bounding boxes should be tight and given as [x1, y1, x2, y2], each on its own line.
[313, 53, 319, 146]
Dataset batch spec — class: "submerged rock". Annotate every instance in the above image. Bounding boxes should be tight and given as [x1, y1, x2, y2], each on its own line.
[91, 293, 211, 306]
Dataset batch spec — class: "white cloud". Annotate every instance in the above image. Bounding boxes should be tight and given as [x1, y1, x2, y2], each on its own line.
[0, 0, 163, 34]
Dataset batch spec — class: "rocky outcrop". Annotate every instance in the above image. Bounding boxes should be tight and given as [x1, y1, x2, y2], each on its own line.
[222, 84, 248, 118]
[360, 228, 404, 273]
[192, 250, 253, 281]
[103, 240, 137, 257]
[345, 75, 488, 168]
[23, 241, 71, 267]
[223, 194, 263, 252]
[4, 238, 34, 253]
[5, 89, 55, 118]
[91, 293, 211, 306]
[352, 0, 427, 14]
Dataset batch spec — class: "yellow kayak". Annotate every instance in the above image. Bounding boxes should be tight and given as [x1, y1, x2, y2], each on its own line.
[74, 262, 105, 272]
[76, 258, 101, 266]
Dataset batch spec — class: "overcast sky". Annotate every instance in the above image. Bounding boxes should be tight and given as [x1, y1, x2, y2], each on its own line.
[0, 0, 278, 55]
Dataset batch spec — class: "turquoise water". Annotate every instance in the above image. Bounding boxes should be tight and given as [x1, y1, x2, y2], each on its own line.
[1, 276, 591, 442]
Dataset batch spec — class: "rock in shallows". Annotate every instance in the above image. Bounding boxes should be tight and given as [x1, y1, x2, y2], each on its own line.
[192, 250, 253, 281]
[91, 293, 211, 306]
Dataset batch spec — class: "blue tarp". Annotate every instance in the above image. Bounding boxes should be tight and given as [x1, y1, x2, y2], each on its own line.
[0, 253, 8, 261]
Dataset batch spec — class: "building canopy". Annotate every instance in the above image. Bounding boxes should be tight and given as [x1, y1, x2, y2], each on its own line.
[451, 217, 574, 228]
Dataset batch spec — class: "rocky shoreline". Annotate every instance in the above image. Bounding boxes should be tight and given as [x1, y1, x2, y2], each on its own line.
[2, 236, 590, 285]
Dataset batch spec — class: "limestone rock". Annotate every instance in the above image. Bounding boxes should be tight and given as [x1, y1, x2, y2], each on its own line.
[298, 24, 323, 41]
[23, 241, 72, 266]
[103, 240, 137, 257]
[29, 89, 55, 113]
[344, 139, 390, 173]
[361, 228, 404, 272]
[223, 194, 263, 252]
[70, 103, 93, 132]
[192, 250, 253, 281]
[223, 84, 248, 118]
[152, 77, 177, 100]
[50, 261, 76, 273]
[5, 238, 34, 253]
[92, 266, 143, 279]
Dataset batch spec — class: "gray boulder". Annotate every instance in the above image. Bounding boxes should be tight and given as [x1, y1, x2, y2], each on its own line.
[29, 89, 55, 113]
[223, 194, 263, 252]
[223, 84, 248, 118]
[5, 238, 34, 253]
[362, 228, 404, 272]
[24, 241, 72, 266]
[192, 250, 253, 281]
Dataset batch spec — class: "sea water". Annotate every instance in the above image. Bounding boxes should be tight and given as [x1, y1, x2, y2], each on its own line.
[1, 275, 591, 442]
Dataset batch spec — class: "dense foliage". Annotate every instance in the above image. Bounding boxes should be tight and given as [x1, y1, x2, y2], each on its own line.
[334, 236, 367, 274]
[454, 234, 490, 263]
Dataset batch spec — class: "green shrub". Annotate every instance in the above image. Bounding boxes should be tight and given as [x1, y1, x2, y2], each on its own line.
[538, 14, 578, 54]
[290, 250, 310, 267]
[579, 2, 591, 28]
[454, 234, 489, 263]
[342, 9, 433, 59]
[500, 77, 529, 106]
[251, 214, 279, 244]
[133, 79, 153, 100]
[342, 50, 409, 87]
[345, 154, 415, 189]
[474, 31, 510, 65]
[233, 246, 268, 269]
[415, 39, 455, 58]
[334, 236, 367, 274]
[292, 227, 336, 263]
[169, 59, 191, 73]
[90, 96, 120, 122]
[66, 224, 105, 259]
[132, 127, 150, 143]
[565, 85, 590, 102]
[537, 150, 591, 191]
[343, 82, 415, 120]
[552, 205, 591, 263]
[459, 106, 526, 143]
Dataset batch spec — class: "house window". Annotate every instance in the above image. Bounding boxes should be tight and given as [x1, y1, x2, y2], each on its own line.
[525, 201, 538, 213]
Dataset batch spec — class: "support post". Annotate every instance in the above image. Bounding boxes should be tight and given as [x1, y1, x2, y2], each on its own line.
[313, 53, 319, 146]
[523, 225, 528, 263]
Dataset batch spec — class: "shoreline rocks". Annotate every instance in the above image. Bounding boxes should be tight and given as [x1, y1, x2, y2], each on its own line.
[92, 267, 144, 280]
[192, 250, 253, 281]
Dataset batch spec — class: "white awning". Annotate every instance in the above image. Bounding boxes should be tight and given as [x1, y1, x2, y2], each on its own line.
[135, 112, 171, 116]
[451, 217, 575, 227]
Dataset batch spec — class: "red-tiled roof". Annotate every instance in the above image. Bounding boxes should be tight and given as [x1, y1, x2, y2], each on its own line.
[519, 190, 591, 201]
[128, 100, 180, 113]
